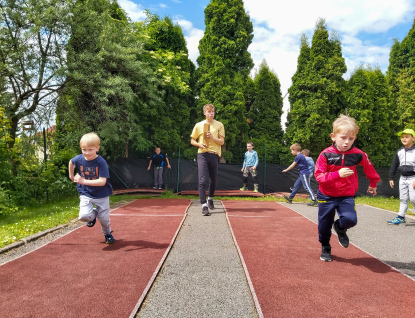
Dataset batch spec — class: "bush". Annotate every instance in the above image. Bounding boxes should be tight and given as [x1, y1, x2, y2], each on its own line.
[0, 186, 18, 215]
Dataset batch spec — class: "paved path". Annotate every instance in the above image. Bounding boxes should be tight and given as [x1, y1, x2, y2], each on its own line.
[136, 199, 259, 318]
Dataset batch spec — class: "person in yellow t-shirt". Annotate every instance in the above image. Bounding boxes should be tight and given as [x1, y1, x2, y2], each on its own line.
[190, 104, 225, 216]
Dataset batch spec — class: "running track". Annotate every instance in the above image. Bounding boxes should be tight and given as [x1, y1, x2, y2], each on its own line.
[0, 199, 189, 318]
[224, 201, 415, 318]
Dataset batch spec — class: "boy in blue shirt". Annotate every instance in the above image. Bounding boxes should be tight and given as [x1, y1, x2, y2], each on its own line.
[240, 141, 259, 192]
[302, 149, 315, 183]
[68, 132, 114, 244]
[282, 143, 317, 206]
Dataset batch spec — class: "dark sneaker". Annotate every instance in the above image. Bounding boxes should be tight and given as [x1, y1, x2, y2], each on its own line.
[104, 231, 115, 244]
[333, 221, 349, 248]
[307, 200, 318, 207]
[320, 245, 332, 262]
[86, 218, 96, 227]
[202, 206, 210, 216]
[208, 199, 215, 210]
[283, 195, 293, 204]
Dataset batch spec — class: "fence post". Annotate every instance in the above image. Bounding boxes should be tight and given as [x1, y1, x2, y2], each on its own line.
[176, 147, 181, 193]
[264, 143, 267, 194]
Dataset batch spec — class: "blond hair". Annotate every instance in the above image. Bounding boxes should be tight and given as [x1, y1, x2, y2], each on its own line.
[290, 143, 301, 152]
[80, 132, 100, 147]
[203, 103, 215, 113]
[332, 115, 359, 135]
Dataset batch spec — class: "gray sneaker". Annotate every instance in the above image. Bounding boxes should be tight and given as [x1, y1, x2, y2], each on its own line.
[283, 195, 293, 204]
[202, 206, 210, 216]
[208, 199, 214, 210]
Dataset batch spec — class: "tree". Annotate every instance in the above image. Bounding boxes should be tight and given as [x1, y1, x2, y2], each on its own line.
[346, 66, 393, 166]
[249, 60, 283, 140]
[141, 13, 196, 156]
[386, 18, 415, 132]
[285, 19, 347, 155]
[0, 0, 74, 150]
[56, 1, 163, 159]
[197, 0, 254, 161]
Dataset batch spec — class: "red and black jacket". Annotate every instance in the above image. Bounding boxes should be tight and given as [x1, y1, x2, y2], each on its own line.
[315, 143, 380, 197]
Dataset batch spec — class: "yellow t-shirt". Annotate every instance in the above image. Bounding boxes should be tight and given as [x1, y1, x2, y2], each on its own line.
[191, 119, 225, 156]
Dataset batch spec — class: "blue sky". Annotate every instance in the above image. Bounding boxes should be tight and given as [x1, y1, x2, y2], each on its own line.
[119, 0, 415, 124]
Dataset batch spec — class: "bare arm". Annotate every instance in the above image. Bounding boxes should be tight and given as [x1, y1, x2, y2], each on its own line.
[74, 174, 107, 187]
[191, 137, 207, 149]
[282, 161, 297, 172]
[206, 131, 224, 146]
[68, 160, 75, 181]
[147, 160, 152, 171]
[166, 157, 171, 169]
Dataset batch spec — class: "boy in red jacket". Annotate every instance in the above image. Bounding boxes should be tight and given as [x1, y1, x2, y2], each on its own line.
[315, 115, 380, 262]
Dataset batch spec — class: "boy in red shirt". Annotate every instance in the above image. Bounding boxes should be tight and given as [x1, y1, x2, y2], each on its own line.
[315, 115, 380, 262]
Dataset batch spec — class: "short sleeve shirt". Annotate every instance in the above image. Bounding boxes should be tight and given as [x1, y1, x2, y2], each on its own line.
[71, 154, 113, 198]
[295, 153, 310, 175]
[191, 119, 225, 156]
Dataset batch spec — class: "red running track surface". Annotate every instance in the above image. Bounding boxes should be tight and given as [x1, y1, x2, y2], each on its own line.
[224, 201, 415, 318]
[0, 198, 189, 318]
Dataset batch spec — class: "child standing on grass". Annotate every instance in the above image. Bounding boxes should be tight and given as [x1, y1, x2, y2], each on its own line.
[315, 115, 379, 262]
[147, 147, 171, 190]
[282, 143, 317, 206]
[68, 132, 114, 244]
[388, 128, 415, 225]
[240, 141, 259, 193]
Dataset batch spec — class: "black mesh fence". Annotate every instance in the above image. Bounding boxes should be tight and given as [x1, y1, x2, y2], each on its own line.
[108, 158, 397, 197]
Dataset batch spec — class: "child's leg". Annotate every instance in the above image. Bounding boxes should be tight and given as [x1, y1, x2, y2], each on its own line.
[289, 177, 302, 199]
[335, 197, 357, 230]
[157, 167, 163, 188]
[299, 173, 315, 201]
[93, 197, 111, 235]
[242, 168, 249, 185]
[78, 195, 97, 222]
[408, 176, 415, 215]
[153, 168, 158, 188]
[398, 176, 411, 218]
[317, 192, 337, 246]
[250, 167, 258, 185]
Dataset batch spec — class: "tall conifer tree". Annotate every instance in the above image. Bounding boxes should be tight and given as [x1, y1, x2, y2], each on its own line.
[197, 0, 254, 161]
[285, 19, 346, 155]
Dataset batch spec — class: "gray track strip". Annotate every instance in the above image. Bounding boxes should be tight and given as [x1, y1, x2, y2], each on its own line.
[136, 199, 259, 318]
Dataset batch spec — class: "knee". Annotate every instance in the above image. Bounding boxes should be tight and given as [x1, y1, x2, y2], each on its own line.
[340, 215, 357, 229]
[78, 212, 95, 222]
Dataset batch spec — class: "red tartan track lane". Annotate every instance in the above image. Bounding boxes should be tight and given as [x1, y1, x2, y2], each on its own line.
[0, 198, 189, 318]
[224, 201, 415, 318]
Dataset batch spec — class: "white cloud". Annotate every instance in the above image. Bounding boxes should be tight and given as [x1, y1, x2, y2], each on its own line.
[118, 0, 146, 21]
[175, 19, 204, 65]
[159, 3, 168, 9]
[243, 0, 415, 127]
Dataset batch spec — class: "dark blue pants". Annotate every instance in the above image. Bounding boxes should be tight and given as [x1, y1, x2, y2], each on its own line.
[197, 152, 218, 204]
[317, 191, 357, 246]
[289, 173, 315, 201]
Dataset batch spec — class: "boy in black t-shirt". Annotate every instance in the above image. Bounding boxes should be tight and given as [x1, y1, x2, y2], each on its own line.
[147, 147, 171, 189]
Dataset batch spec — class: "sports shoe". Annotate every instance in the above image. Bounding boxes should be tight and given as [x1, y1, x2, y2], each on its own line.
[333, 220, 349, 248]
[202, 206, 210, 216]
[208, 199, 215, 210]
[307, 200, 318, 207]
[253, 188, 258, 193]
[104, 231, 115, 244]
[283, 195, 293, 204]
[86, 218, 96, 227]
[239, 186, 247, 191]
[320, 245, 332, 262]
[388, 216, 405, 225]
[158, 187, 162, 190]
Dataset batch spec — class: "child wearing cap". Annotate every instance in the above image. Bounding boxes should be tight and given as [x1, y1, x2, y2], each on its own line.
[388, 128, 415, 224]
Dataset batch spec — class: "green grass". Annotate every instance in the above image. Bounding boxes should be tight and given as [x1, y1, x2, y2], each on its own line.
[0, 191, 408, 249]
